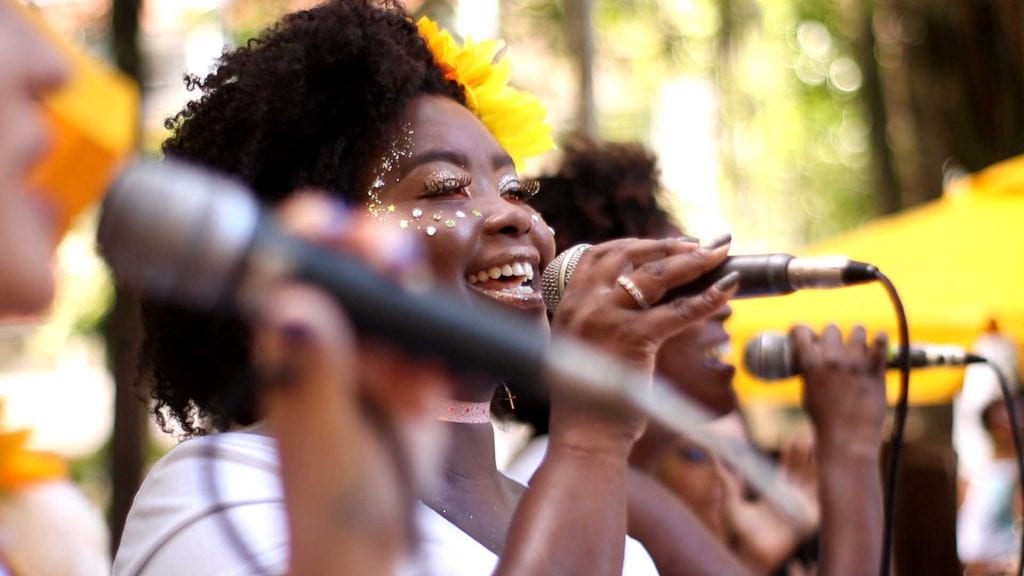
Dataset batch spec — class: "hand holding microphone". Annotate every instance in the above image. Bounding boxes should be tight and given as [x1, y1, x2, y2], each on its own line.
[541, 236, 740, 444]
[744, 330, 986, 380]
[543, 242, 880, 313]
[536, 235, 744, 447]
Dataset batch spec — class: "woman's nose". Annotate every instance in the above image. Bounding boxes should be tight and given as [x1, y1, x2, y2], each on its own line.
[481, 198, 534, 237]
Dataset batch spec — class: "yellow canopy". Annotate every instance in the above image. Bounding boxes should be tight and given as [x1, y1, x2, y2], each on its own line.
[18, 2, 139, 236]
[730, 155, 1024, 406]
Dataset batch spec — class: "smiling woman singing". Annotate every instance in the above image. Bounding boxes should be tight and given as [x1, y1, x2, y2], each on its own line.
[108, 2, 812, 575]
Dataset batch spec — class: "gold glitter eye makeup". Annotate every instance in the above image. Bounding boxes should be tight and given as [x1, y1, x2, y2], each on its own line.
[367, 123, 414, 218]
[498, 175, 540, 201]
[422, 171, 472, 197]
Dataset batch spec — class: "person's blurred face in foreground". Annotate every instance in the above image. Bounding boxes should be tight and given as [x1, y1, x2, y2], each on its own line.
[0, 1, 69, 317]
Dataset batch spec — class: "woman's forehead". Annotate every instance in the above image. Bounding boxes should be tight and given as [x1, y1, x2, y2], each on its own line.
[395, 95, 507, 160]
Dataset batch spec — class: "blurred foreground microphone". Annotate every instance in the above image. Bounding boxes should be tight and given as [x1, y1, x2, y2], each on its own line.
[542, 243, 879, 313]
[744, 331, 986, 381]
[97, 159, 555, 388]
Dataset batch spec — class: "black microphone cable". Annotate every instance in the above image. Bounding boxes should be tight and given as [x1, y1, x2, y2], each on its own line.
[984, 360, 1024, 576]
[875, 271, 910, 576]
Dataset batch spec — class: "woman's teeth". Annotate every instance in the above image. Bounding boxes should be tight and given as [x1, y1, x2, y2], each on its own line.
[466, 261, 536, 294]
[703, 342, 731, 362]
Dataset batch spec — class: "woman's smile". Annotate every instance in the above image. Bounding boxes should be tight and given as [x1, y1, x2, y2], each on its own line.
[465, 251, 544, 309]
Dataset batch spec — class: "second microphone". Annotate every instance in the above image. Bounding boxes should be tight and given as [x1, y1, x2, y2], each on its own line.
[744, 331, 987, 381]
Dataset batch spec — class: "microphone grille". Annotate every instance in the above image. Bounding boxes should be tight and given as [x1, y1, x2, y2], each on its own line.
[97, 159, 260, 308]
[743, 331, 796, 381]
[541, 244, 591, 313]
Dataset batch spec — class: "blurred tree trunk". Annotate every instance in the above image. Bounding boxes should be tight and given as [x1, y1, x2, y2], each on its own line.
[874, 0, 1024, 207]
[838, 0, 902, 215]
[107, 0, 146, 556]
[714, 0, 740, 208]
[566, 0, 597, 137]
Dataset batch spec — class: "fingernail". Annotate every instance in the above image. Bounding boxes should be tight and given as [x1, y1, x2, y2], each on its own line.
[281, 322, 312, 348]
[702, 233, 732, 249]
[678, 235, 699, 244]
[712, 271, 741, 292]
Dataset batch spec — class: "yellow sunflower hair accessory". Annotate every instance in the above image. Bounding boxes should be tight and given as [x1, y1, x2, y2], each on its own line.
[416, 16, 555, 168]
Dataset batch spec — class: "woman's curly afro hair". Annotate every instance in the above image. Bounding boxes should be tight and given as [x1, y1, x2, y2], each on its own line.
[141, 0, 465, 436]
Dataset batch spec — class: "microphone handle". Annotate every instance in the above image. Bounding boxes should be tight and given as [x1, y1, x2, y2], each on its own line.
[897, 348, 986, 368]
[663, 254, 797, 300]
[262, 230, 549, 386]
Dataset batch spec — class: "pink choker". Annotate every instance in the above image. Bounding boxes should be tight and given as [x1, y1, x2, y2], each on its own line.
[437, 400, 492, 424]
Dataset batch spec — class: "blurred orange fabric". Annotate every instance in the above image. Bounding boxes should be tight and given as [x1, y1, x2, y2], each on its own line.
[15, 1, 139, 237]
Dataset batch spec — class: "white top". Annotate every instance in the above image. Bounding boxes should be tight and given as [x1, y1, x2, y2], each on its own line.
[413, 501, 658, 576]
[955, 332, 1020, 479]
[112, 430, 288, 576]
[957, 458, 1020, 564]
[0, 480, 110, 576]
[114, 430, 659, 575]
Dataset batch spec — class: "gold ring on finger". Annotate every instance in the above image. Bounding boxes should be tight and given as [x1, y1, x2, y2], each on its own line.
[616, 275, 650, 310]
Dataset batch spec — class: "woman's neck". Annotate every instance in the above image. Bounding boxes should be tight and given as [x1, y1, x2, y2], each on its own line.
[437, 420, 504, 486]
[423, 419, 524, 554]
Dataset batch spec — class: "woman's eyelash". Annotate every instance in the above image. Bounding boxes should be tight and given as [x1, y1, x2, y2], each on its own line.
[423, 173, 472, 196]
[501, 178, 541, 200]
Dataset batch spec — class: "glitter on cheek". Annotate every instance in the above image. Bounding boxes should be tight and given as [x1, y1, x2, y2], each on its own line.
[412, 208, 423, 219]
[444, 219, 456, 228]
[425, 226, 437, 236]
[455, 210, 466, 218]
[472, 209, 482, 217]
[365, 122, 414, 219]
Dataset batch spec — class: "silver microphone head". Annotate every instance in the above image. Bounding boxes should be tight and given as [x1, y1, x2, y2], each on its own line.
[540, 243, 591, 313]
[97, 159, 261, 309]
[743, 331, 796, 380]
